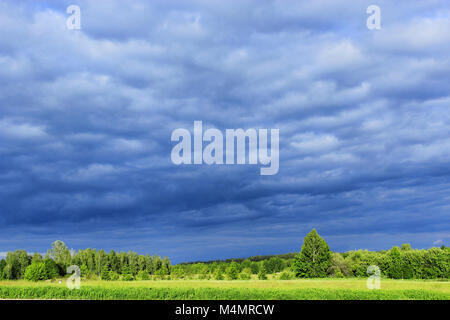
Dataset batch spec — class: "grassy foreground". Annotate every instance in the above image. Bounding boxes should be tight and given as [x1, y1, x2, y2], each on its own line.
[0, 279, 449, 300]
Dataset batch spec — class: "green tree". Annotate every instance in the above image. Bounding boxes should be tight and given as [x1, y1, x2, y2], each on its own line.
[386, 247, 403, 279]
[263, 257, 285, 274]
[250, 262, 259, 274]
[108, 250, 120, 273]
[225, 262, 239, 280]
[42, 258, 59, 279]
[0, 259, 6, 280]
[127, 251, 139, 275]
[401, 243, 412, 251]
[95, 249, 108, 276]
[5, 250, 31, 279]
[213, 268, 224, 280]
[328, 252, 350, 277]
[80, 264, 90, 279]
[100, 265, 110, 280]
[239, 267, 252, 280]
[293, 229, 332, 278]
[137, 270, 150, 280]
[47, 240, 70, 273]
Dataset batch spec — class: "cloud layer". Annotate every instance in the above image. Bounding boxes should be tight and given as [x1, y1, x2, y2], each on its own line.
[0, 0, 449, 262]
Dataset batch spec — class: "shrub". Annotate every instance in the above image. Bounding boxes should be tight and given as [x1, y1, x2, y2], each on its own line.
[278, 271, 295, 280]
[0, 260, 5, 280]
[42, 259, 59, 279]
[109, 271, 120, 281]
[213, 269, 224, 280]
[137, 270, 150, 280]
[80, 264, 90, 278]
[239, 272, 251, 280]
[328, 266, 344, 278]
[121, 273, 135, 281]
[328, 253, 350, 277]
[258, 269, 267, 280]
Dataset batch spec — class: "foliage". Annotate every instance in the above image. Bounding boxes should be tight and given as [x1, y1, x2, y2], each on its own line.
[23, 259, 59, 282]
[5, 250, 30, 279]
[0, 259, 6, 280]
[328, 253, 350, 277]
[46, 240, 71, 273]
[121, 265, 134, 281]
[24, 263, 48, 282]
[239, 268, 252, 280]
[100, 265, 110, 281]
[109, 271, 120, 281]
[213, 268, 224, 280]
[137, 270, 150, 281]
[225, 262, 239, 280]
[278, 271, 296, 280]
[257, 268, 267, 280]
[293, 229, 332, 278]
[1, 233, 448, 282]
[42, 259, 59, 279]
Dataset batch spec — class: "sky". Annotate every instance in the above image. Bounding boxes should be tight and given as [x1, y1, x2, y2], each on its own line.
[0, 0, 449, 263]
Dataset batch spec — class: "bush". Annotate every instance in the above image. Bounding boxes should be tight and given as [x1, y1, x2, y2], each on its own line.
[121, 273, 135, 281]
[24, 263, 48, 282]
[137, 270, 150, 280]
[328, 253, 350, 277]
[213, 269, 224, 280]
[80, 265, 90, 279]
[278, 271, 295, 280]
[0, 260, 6, 280]
[109, 271, 120, 281]
[239, 272, 251, 280]
[0, 286, 448, 300]
[121, 265, 134, 281]
[328, 266, 344, 278]
[258, 269, 267, 280]
[42, 259, 59, 279]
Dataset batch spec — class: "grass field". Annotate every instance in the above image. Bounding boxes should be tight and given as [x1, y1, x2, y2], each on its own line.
[0, 279, 449, 300]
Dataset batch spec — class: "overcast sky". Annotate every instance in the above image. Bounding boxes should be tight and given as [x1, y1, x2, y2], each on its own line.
[0, 0, 449, 263]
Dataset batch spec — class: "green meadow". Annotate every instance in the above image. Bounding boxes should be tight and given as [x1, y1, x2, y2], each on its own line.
[1, 279, 448, 300]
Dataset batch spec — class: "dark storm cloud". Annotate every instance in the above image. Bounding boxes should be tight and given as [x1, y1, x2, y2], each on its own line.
[0, 0, 449, 262]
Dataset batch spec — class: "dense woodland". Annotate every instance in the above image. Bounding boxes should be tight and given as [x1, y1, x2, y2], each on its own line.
[0, 230, 448, 281]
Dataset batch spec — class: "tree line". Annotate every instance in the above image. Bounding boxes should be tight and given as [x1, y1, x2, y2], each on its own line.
[172, 230, 449, 280]
[0, 240, 171, 281]
[0, 230, 448, 281]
